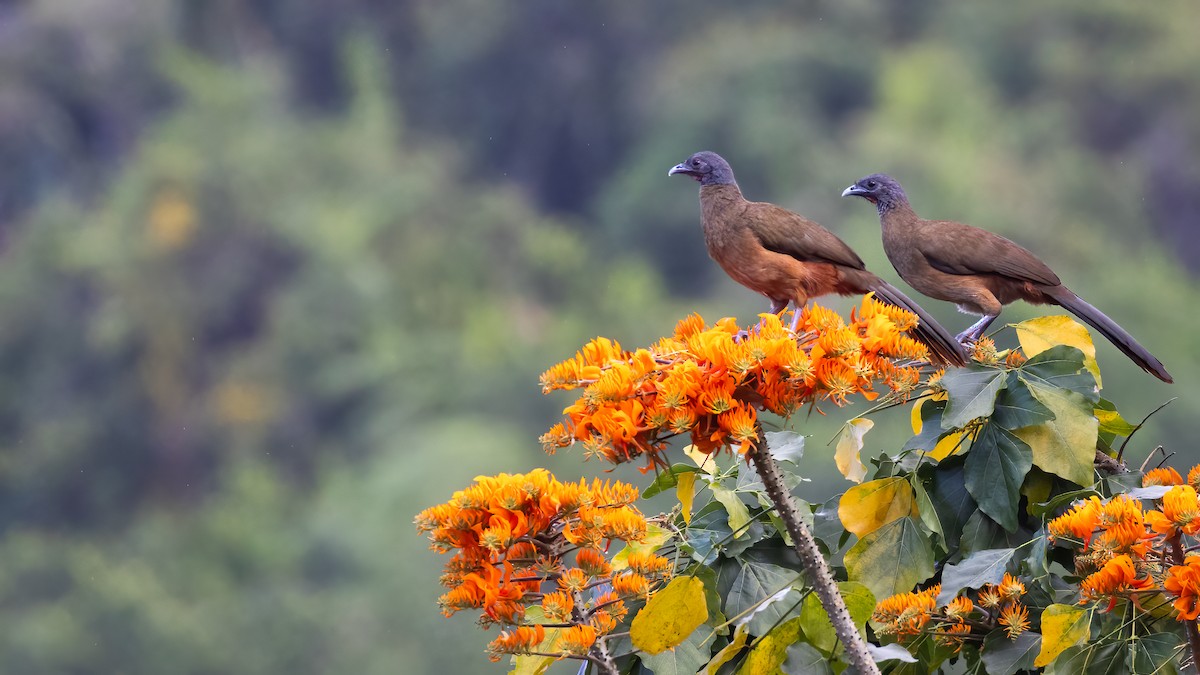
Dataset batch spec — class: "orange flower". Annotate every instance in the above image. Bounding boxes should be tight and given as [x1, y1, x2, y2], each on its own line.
[1189, 465, 1200, 492]
[944, 596, 973, 621]
[487, 625, 546, 660]
[1165, 557, 1200, 621]
[872, 585, 939, 638]
[1079, 554, 1154, 610]
[542, 591, 575, 623]
[625, 552, 674, 577]
[558, 568, 589, 593]
[1147, 485, 1200, 536]
[998, 574, 1026, 602]
[937, 622, 973, 652]
[1048, 496, 1102, 544]
[1143, 467, 1183, 487]
[977, 587, 1003, 611]
[611, 572, 651, 599]
[999, 603, 1030, 638]
[561, 624, 598, 655]
[575, 548, 612, 578]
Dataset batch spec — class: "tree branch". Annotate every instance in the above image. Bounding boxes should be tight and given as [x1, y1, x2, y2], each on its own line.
[746, 424, 881, 675]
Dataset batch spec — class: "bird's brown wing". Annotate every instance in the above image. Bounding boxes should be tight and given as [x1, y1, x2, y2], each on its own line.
[744, 202, 867, 270]
[916, 219, 1061, 286]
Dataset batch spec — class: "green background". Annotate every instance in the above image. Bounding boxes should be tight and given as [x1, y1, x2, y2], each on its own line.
[0, 1, 1196, 672]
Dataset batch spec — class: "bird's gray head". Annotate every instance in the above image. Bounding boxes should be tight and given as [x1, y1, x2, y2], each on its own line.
[668, 151, 736, 187]
[841, 173, 908, 214]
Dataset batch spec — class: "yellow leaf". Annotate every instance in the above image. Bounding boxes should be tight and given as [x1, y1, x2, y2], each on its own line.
[684, 444, 714, 469]
[630, 576, 709, 655]
[612, 523, 671, 570]
[1015, 315, 1101, 387]
[1015, 385, 1098, 487]
[1035, 604, 1090, 667]
[838, 478, 918, 536]
[911, 399, 924, 435]
[677, 472, 697, 525]
[835, 418, 874, 483]
[930, 429, 969, 461]
[710, 483, 752, 539]
[510, 607, 564, 675]
[701, 624, 749, 675]
[737, 617, 804, 675]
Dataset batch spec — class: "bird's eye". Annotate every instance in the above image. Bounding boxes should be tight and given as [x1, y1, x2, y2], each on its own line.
[691, 158, 701, 167]
[866, 180, 877, 189]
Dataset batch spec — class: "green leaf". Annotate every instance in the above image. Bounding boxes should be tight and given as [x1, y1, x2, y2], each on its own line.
[766, 430, 806, 463]
[1044, 642, 1123, 675]
[1036, 603, 1091, 667]
[1130, 633, 1184, 674]
[709, 483, 753, 539]
[685, 502, 735, 565]
[980, 631, 1041, 675]
[844, 516, 935, 599]
[783, 642, 834, 674]
[1014, 381, 1098, 487]
[959, 510, 1027, 556]
[724, 558, 800, 622]
[910, 476, 944, 546]
[936, 548, 1016, 605]
[940, 367, 1007, 429]
[640, 622, 717, 675]
[613, 523, 672, 570]
[744, 588, 805, 636]
[928, 462, 977, 550]
[834, 418, 873, 482]
[631, 575, 710, 654]
[701, 624, 749, 675]
[1029, 488, 1102, 518]
[903, 399, 952, 452]
[738, 617, 803, 675]
[798, 582, 874, 654]
[644, 463, 701, 499]
[992, 374, 1055, 430]
[1095, 407, 1137, 438]
[964, 423, 1033, 532]
[1019, 345, 1099, 403]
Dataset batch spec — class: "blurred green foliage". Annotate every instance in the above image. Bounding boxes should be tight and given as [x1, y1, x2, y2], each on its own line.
[0, 1, 1196, 673]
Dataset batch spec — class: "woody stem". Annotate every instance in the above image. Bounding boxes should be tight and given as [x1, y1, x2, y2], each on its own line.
[745, 424, 881, 675]
[572, 590, 618, 675]
[1169, 532, 1200, 673]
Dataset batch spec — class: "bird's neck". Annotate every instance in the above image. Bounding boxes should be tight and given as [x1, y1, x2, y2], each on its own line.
[878, 198, 919, 227]
[698, 184, 746, 246]
[699, 183, 745, 206]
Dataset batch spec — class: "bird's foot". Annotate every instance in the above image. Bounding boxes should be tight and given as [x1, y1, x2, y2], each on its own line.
[733, 329, 752, 343]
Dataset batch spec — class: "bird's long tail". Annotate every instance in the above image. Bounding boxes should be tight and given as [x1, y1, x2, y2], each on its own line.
[867, 279, 969, 368]
[1041, 285, 1173, 383]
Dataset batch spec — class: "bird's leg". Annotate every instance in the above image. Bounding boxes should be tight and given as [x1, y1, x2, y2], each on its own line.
[956, 314, 998, 343]
[789, 303, 803, 333]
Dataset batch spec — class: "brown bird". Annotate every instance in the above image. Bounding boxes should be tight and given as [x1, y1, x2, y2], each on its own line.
[669, 151, 967, 367]
[842, 173, 1172, 383]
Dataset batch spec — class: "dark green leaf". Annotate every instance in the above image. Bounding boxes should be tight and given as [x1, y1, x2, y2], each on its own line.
[964, 424, 1033, 532]
[765, 430, 806, 464]
[960, 510, 1028, 557]
[723, 558, 801, 621]
[639, 622, 716, 675]
[1019, 345, 1099, 403]
[992, 374, 1055, 430]
[903, 399, 951, 452]
[782, 642, 834, 674]
[844, 517, 935, 599]
[911, 476, 944, 547]
[980, 631, 1041, 675]
[928, 461, 977, 550]
[685, 502, 735, 565]
[937, 548, 1016, 605]
[940, 367, 1008, 429]
[1029, 489, 1102, 518]
[1130, 633, 1184, 674]
[643, 463, 700, 498]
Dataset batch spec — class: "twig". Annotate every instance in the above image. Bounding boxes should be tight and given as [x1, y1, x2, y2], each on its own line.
[745, 424, 881, 675]
[1118, 398, 1176, 463]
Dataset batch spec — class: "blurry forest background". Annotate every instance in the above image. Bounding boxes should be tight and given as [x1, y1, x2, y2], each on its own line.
[0, 1, 1198, 673]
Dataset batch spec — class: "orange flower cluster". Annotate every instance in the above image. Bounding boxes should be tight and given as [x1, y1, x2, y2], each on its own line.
[1047, 470, 1200, 619]
[540, 300, 929, 469]
[873, 576, 1029, 651]
[415, 470, 674, 662]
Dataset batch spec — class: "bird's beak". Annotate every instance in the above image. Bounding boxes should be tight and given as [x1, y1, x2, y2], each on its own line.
[668, 163, 692, 177]
[842, 185, 867, 198]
